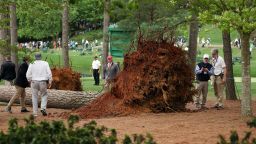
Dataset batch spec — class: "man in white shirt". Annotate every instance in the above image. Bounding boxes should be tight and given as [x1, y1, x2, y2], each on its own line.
[26, 53, 52, 116]
[211, 48, 226, 110]
[92, 56, 101, 85]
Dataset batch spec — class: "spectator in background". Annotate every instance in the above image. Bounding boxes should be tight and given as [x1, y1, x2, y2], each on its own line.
[92, 56, 101, 85]
[103, 56, 119, 92]
[194, 54, 213, 109]
[4, 56, 30, 113]
[0, 56, 16, 86]
[26, 53, 52, 117]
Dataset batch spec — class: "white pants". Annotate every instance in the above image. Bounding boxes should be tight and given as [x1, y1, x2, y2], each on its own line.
[31, 81, 48, 115]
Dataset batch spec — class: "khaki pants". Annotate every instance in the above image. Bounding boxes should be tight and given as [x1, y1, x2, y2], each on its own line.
[7, 86, 26, 109]
[104, 79, 113, 93]
[5, 80, 14, 86]
[213, 76, 225, 106]
[195, 81, 208, 106]
[31, 81, 48, 115]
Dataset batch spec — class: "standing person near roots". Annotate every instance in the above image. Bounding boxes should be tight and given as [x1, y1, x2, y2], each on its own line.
[26, 53, 52, 117]
[0, 56, 16, 86]
[103, 56, 119, 92]
[4, 56, 30, 113]
[195, 54, 213, 109]
[211, 48, 226, 110]
[92, 56, 101, 85]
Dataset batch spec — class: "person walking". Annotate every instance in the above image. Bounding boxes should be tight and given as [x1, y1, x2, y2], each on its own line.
[211, 48, 226, 110]
[195, 54, 213, 109]
[103, 56, 119, 91]
[0, 56, 16, 86]
[92, 56, 101, 85]
[26, 53, 52, 116]
[4, 56, 30, 113]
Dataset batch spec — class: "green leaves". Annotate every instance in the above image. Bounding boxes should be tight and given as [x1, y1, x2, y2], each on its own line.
[0, 115, 157, 144]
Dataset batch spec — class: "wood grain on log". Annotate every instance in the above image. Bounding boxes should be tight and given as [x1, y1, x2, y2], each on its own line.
[0, 86, 100, 109]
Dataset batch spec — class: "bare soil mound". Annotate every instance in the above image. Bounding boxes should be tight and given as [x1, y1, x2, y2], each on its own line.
[75, 39, 196, 119]
[51, 68, 82, 91]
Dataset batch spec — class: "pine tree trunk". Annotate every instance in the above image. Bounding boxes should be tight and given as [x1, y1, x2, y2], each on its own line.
[240, 32, 252, 116]
[9, 3, 18, 73]
[62, 1, 70, 68]
[0, 13, 6, 65]
[188, 14, 199, 71]
[102, 0, 110, 66]
[0, 86, 99, 109]
[222, 30, 237, 100]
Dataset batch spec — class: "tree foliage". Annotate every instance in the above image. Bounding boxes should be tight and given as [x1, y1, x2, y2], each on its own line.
[0, 115, 156, 144]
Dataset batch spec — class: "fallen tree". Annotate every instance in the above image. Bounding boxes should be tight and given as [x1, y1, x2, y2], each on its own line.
[0, 86, 99, 109]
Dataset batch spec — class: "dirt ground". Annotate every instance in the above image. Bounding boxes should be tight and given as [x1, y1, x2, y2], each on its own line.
[0, 100, 256, 144]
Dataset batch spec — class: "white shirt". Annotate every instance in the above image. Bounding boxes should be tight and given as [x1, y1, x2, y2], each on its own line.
[212, 56, 226, 75]
[26, 60, 52, 82]
[92, 60, 101, 69]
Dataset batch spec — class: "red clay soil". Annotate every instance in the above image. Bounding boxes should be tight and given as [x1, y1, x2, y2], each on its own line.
[75, 39, 196, 119]
[51, 68, 82, 91]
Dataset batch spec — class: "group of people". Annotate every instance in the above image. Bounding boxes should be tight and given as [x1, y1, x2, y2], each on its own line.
[195, 48, 226, 110]
[92, 55, 120, 91]
[0, 53, 52, 117]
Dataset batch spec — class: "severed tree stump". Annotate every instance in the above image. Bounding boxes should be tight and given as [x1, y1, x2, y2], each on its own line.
[0, 86, 100, 109]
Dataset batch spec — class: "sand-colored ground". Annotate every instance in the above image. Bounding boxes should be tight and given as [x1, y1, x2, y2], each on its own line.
[0, 100, 255, 144]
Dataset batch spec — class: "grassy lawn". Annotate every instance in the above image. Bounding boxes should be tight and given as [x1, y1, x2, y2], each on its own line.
[198, 25, 239, 45]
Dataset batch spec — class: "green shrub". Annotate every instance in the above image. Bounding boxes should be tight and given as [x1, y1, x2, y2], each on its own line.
[0, 115, 156, 144]
[218, 118, 256, 144]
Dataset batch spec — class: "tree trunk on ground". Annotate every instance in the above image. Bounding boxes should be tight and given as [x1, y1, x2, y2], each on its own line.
[0, 86, 99, 109]
[188, 14, 199, 71]
[222, 30, 237, 100]
[62, 1, 70, 68]
[102, 0, 110, 66]
[240, 32, 252, 116]
[9, 3, 18, 73]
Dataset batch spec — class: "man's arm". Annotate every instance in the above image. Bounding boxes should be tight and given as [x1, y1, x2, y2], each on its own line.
[26, 64, 32, 82]
[195, 65, 202, 75]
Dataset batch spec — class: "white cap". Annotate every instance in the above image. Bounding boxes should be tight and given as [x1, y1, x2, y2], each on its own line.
[203, 54, 209, 59]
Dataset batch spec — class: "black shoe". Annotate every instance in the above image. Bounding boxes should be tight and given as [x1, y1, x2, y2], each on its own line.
[21, 108, 30, 112]
[40, 109, 47, 116]
[217, 106, 224, 110]
[212, 104, 219, 109]
[4, 107, 12, 113]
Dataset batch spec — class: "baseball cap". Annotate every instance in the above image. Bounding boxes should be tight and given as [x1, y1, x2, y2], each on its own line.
[35, 52, 42, 60]
[107, 55, 112, 60]
[203, 54, 209, 59]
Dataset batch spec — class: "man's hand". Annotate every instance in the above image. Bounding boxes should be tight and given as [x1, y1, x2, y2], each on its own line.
[222, 77, 226, 84]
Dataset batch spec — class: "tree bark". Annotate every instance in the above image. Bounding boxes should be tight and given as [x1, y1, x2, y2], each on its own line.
[0, 13, 6, 65]
[0, 86, 99, 109]
[0, 6, 9, 63]
[188, 14, 199, 71]
[62, 1, 70, 68]
[102, 0, 110, 66]
[240, 32, 252, 116]
[9, 3, 18, 73]
[222, 30, 237, 100]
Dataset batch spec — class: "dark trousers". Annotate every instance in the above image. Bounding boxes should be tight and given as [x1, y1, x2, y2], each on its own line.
[93, 69, 100, 85]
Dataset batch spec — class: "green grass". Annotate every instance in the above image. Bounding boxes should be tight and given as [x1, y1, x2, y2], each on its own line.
[41, 49, 123, 76]
[81, 77, 104, 92]
[205, 82, 256, 99]
[198, 25, 239, 45]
